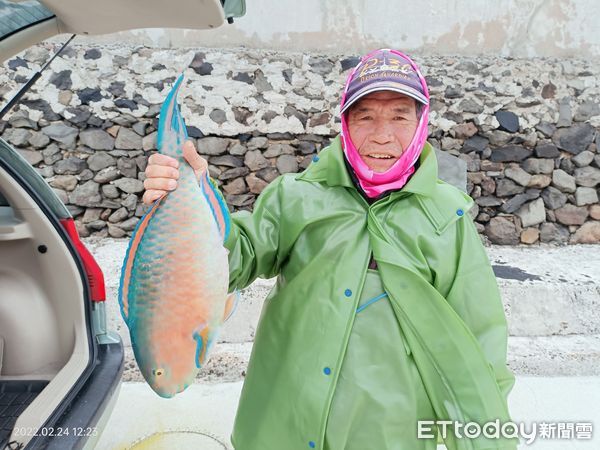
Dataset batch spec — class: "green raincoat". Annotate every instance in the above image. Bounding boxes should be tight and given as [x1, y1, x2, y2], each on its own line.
[220, 136, 517, 450]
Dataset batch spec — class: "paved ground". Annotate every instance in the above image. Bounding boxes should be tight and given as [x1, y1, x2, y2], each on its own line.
[95, 376, 600, 450]
[85, 238, 600, 449]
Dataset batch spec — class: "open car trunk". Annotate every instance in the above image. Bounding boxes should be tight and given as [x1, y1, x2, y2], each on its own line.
[0, 139, 107, 449]
[0, 0, 247, 447]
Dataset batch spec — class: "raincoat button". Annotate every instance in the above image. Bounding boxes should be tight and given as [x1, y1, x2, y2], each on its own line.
[312, 155, 320, 162]
[323, 367, 331, 375]
[344, 289, 352, 297]
[456, 208, 464, 216]
[309, 441, 316, 448]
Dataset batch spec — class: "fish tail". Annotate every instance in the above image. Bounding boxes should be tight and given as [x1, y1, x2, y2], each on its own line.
[157, 73, 188, 158]
[200, 171, 232, 242]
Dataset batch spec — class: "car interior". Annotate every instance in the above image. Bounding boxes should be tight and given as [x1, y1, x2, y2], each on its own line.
[0, 0, 246, 447]
[0, 142, 94, 448]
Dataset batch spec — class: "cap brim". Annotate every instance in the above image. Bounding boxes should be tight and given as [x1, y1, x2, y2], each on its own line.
[340, 83, 429, 115]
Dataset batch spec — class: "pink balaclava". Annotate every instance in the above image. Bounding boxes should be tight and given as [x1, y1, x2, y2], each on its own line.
[340, 49, 430, 198]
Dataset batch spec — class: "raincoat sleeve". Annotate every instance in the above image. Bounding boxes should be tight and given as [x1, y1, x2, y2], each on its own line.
[213, 176, 286, 292]
[444, 213, 516, 403]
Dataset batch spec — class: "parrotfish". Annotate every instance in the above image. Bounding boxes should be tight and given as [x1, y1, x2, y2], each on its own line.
[118, 73, 237, 398]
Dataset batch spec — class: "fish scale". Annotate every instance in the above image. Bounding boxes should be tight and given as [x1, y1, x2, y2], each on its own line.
[118, 73, 235, 398]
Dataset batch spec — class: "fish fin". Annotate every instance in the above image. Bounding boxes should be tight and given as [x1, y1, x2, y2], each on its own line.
[192, 330, 205, 369]
[118, 194, 166, 325]
[199, 171, 231, 242]
[157, 73, 187, 158]
[193, 325, 218, 369]
[222, 291, 240, 322]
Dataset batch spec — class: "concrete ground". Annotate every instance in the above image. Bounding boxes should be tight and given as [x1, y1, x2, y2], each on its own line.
[86, 238, 600, 449]
[95, 377, 600, 450]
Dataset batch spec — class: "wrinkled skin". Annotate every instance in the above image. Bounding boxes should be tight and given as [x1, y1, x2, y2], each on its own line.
[346, 91, 418, 173]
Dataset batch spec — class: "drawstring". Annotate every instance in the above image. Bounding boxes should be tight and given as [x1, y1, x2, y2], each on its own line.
[355, 291, 412, 356]
[356, 292, 388, 313]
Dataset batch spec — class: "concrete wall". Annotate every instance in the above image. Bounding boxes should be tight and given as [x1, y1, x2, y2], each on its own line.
[66, 0, 600, 57]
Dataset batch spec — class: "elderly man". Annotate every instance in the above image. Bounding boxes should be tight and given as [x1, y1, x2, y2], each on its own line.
[142, 49, 517, 450]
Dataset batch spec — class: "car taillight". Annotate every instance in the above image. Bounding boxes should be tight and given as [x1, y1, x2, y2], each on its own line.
[60, 218, 106, 302]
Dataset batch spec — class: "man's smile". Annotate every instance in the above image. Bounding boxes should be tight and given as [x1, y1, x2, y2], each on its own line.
[365, 153, 395, 159]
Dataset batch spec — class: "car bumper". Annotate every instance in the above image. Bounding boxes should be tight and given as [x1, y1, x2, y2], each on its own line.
[28, 341, 124, 450]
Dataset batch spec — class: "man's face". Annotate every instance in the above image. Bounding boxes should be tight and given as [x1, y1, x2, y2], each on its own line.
[346, 91, 419, 173]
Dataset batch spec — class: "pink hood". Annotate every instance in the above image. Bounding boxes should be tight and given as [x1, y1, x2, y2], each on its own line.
[340, 49, 430, 198]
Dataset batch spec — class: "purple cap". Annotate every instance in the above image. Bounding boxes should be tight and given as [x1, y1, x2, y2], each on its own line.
[340, 49, 428, 114]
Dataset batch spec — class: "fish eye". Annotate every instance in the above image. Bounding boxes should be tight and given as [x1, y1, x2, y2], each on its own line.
[153, 368, 165, 377]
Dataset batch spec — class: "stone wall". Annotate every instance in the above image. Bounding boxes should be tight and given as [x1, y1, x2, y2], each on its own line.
[1, 44, 599, 244]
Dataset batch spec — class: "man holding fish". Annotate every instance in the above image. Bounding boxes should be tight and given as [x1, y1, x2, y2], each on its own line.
[142, 49, 517, 450]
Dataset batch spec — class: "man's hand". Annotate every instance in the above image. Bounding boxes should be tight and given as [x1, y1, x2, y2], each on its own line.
[142, 140, 208, 205]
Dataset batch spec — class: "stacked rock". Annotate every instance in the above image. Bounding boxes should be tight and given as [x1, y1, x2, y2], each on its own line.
[0, 44, 598, 244]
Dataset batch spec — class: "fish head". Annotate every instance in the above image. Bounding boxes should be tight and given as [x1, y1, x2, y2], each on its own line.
[134, 328, 202, 398]
[146, 366, 185, 399]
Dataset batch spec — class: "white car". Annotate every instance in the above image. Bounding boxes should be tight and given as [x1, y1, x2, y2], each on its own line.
[0, 1, 245, 449]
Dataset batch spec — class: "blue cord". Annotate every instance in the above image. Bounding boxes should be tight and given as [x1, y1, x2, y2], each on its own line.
[356, 292, 388, 314]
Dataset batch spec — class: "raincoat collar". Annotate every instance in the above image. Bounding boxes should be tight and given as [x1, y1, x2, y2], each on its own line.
[297, 135, 438, 198]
